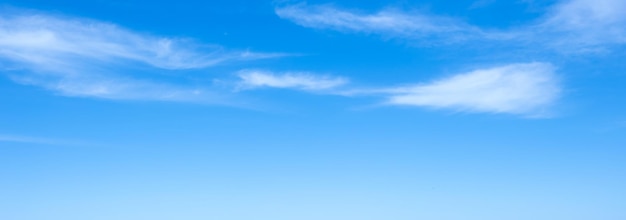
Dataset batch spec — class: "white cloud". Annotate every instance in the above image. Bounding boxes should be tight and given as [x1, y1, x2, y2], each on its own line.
[237, 64, 561, 117]
[9, 73, 209, 101]
[384, 63, 560, 116]
[275, 4, 488, 44]
[0, 13, 279, 69]
[276, 0, 626, 52]
[544, 0, 626, 31]
[538, 0, 626, 50]
[0, 10, 282, 100]
[238, 70, 348, 91]
[0, 134, 85, 146]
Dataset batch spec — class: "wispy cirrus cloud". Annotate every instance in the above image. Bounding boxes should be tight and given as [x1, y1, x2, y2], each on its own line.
[236, 63, 561, 117]
[275, 3, 492, 44]
[0, 11, 281, 69]
[275, 0, 626, 52]
[537, 0, 626, 51]
[273, 3, 567, 116]
[0, 10, 283, 101]
[0, 8, 565, 117]
[383, 62, 560, 117]
[10, 73, 211, 101]
[237, 70, 348, 91]
[0, 134, 89, 147]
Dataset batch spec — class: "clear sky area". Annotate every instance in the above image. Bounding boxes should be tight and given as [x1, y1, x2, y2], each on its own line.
[1, 0, 625, 219]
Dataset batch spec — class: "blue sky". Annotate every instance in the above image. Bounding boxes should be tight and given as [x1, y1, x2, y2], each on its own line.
[1, 0, 626, 219]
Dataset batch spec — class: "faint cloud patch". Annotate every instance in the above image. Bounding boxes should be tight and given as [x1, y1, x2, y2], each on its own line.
[381, 62, 560, 117]
[236, 63, 561, 117]
[275, 3, 492, 45]
[469, 0, 497, 9]
[237, 70, 348, 91]
[0, 134, 94, 147]
[276, 0, 626, 53]
[0, 9, 284, 101]
[536, 0, 626, 52]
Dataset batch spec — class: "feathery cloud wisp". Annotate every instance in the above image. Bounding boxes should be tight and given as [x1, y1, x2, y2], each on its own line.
[538, 0, 626, 51]
[237, 63, 561, 117]
[0, 10, 282, 101]
[384, 63, 560, 116]
[276, 0, 626, 52]
[0, 12, 280, 69]
[275, 4, 488, 44]
[238, 70, 348, 91]
[0, 133, 88, 146]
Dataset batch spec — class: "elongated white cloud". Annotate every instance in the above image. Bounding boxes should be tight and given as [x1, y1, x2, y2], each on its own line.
[9, 73, 210, 101]
[544, 0, 626, 33]
[276, 0, 626, 51]
[275, 4, 488, 43]
[539, 0, 626, 50]
[0, 12, 280, 69]
[0, 10, 282, 100]
[0, 134, 82, 146]
[0, 134, 48, 144]
[238, 70, 348, 91]
[385, 63, 560, 116]
[237, 63, 561, 116]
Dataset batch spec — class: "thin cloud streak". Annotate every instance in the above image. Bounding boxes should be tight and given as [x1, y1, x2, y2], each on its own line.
[237, 63, 561, 117]
[0, 10, 283, 101]
[0, 12, 281, 69]
[276, 0, 626, 52]
[0, 134, 90, 147]
[536, 0, 626, 52]
[384, 63, 560, 117]
[237, 70, 348, 91]
[8, 73, 214, 102]
[275, 4, 493, 44]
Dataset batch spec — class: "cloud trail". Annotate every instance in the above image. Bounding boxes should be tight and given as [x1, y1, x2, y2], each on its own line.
[275, 3, 491, 44]
[276, 0, 626, 52]
[0, 7, 566, 117]
[384, 62, 560, 116]
[235, 63, 561, 117]
[0, 10, 282, 101]
[537, 0, 626, 51]
[237, 70, 348, 91]
[0, 134, 90, 147]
